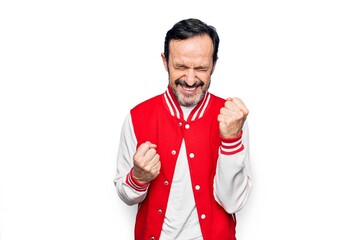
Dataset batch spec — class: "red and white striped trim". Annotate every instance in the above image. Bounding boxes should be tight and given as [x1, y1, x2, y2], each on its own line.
[125, 168, 149, 192]
[220, 133, 244, 155]
[190, 92, 211, 121]
[164, 88, 181, 119]
[163, 86, 210, 121]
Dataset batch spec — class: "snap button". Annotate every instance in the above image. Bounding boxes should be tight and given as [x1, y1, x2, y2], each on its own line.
[158, 209, 162, 213]
[164, 181, 169, 185]
[151, 237, 155, 240]
[185, 124, 190, 129]
[171, 150, 176, 155]
[201, 214, 206, 219]
[189, 153, 194, 158]
[195, 185, 200, 190]
[178, 122, 182, 126]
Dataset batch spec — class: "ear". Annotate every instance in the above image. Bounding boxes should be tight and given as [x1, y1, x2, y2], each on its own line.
[161, 53, 168, 72]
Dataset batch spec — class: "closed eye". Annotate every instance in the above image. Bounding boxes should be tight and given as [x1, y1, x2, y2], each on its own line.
[195, 66, 209, 71]
[174, 65, 188, 70]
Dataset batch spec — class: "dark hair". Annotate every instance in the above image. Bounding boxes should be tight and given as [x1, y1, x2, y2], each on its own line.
[164, 18, 220, 64]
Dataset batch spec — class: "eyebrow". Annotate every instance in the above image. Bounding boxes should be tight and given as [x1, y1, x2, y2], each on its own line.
[174, 63, 209, 70]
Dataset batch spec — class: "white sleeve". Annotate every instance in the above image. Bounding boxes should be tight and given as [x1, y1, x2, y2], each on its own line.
[113, 113, 149, 205]
[213, 121, 253, 214]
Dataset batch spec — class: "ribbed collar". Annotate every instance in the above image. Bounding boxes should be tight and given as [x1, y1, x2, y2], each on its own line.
[163, 85, 211, 121]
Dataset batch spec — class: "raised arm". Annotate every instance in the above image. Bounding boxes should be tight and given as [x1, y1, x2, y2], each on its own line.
[113, 114, 149, 205]
[214, 97, 252, 213]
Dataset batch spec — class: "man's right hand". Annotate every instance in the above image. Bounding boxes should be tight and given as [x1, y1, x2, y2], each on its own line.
[132, 141, 161, 184]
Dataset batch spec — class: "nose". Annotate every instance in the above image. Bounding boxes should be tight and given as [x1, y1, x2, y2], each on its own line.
[185, 68, 196, 86]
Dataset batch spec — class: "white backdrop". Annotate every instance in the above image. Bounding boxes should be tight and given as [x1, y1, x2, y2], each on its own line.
[1, 0, 360, 239]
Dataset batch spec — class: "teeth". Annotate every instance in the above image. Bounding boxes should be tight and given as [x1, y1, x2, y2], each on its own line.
[183, 86, 196, 90]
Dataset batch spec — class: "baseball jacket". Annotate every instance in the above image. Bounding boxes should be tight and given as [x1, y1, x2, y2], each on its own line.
[114, 86, 252, 240]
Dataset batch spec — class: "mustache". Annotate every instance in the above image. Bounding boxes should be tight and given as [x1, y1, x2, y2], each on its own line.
[174, 79, 204, 88]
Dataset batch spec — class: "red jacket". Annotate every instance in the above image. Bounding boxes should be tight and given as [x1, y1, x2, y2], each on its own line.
[129, 86, 239, 240]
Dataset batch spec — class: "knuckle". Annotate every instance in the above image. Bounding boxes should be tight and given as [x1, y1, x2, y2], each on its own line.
[133, 151, 140, 159]
[140, 142, 148, 149]
[148, 148, 156, 155]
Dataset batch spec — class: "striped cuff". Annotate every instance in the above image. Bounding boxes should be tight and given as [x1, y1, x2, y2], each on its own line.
[220, 131, 244, 155]
[125, 168, 149, 192]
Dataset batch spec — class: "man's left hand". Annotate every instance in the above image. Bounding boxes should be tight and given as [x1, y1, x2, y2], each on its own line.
[218, 97, 249, 138]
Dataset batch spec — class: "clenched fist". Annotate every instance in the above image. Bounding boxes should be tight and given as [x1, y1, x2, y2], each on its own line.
[132, 141, 161, 184]
[218, 97, 249, 138]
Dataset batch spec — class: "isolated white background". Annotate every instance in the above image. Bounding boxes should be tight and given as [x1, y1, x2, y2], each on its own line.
[1, 0, 360, 239]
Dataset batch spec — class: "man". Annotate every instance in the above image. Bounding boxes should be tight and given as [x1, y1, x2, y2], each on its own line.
[114, 18, 252, 240]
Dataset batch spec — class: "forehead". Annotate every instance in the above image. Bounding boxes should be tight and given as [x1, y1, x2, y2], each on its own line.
[169, 35, 214, 64]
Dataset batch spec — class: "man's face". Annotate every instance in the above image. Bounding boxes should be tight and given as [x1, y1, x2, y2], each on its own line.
[162, 35, 215, 107]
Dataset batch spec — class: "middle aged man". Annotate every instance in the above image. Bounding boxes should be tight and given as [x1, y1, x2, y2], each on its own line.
[114, 18, 252, 240]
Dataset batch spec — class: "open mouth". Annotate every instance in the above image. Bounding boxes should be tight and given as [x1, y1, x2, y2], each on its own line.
[182, 86, 197, 91]
[175, 80, 204, 95]
[180, 85, 200, 96]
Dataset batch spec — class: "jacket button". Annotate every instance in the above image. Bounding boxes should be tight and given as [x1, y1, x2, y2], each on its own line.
[171, 150, 176, 155]
[185, 124, 190, 129]
[195, 185, 200, 190]
[151, 237, 155, 240]
[201, 214, 206, 219]
[164, 181, 169, 185]
[178, 122, 182, 126]
[189, 153, 194, 158]
[158, 209, 163, 213]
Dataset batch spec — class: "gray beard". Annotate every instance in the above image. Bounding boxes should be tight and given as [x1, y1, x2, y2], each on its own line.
[170, 81, 210, 107]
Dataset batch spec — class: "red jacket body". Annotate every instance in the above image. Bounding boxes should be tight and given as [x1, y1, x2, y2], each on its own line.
[130, 88, 236, 240]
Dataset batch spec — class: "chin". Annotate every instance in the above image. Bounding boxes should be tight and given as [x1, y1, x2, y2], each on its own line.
[178, 93, 203, 107]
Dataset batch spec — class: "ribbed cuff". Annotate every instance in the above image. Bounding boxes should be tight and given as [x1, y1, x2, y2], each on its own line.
[220, 131, 244, 155]
[125, 168, 149, 192]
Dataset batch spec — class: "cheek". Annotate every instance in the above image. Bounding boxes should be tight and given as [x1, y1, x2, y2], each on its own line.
[197, 72, 212, 83]
[168, 70, 184, 81]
